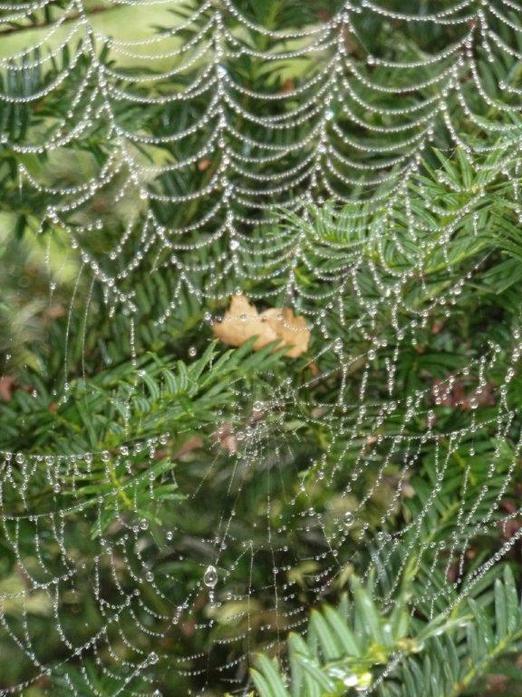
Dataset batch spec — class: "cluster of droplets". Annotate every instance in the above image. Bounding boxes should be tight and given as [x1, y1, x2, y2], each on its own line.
[0, 290, 521, 695]
[1, 0, 521, 320]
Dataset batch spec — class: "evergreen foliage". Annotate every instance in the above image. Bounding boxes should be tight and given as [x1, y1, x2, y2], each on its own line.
[251, 568, 522, 697]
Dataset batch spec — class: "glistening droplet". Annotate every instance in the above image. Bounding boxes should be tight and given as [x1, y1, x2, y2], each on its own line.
[203, 565, 218, 589]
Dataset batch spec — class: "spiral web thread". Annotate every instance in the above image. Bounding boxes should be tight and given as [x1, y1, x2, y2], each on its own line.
[0, 0, 522, 695]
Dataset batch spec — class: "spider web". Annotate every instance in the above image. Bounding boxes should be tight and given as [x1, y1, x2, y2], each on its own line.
[0, 0, 522, 695]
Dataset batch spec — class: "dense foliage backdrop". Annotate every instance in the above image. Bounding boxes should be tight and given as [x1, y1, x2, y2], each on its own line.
[1, 2, 522, 696]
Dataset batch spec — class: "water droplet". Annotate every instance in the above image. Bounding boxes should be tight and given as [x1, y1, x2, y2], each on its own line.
[203, 565, 218, 589]
[188, 346, 197, 358]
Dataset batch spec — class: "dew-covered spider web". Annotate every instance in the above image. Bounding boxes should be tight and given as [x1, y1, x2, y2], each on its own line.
[1, 0, 522, 695]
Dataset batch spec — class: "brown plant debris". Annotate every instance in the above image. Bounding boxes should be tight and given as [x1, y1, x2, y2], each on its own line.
[212, 295, 310, 358]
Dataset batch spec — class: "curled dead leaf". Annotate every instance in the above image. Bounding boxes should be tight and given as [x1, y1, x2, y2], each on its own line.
[280, 78, 295, 93]
[173, 436, 203, 460]
[485, 674, 508, 694]
[212, 295, 310, 358]
[261, 307, 310, 358]
[431, 377, 496, 410]
[317, 9, 332, 21]
[0, 376, 16, 401]
[197, 158, 212, 172]
[212, 422, 238, 454]
[308, 361, 320, 377]
[44, 304, 66, 320]
[212, 295, 277, 351]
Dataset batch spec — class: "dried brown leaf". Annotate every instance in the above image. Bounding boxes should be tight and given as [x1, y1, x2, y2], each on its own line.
[212, 295, 310, 358]
[174, 436, 203, 460]
[212, 295, 278, 351]
[44, 304, 66, 320]
[212, 422, 237, 454]
[261, 307, 310, 358]
[280, 78, 295, 93]
[0, 376, 16, 401]
[197, 158, 212, 172]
